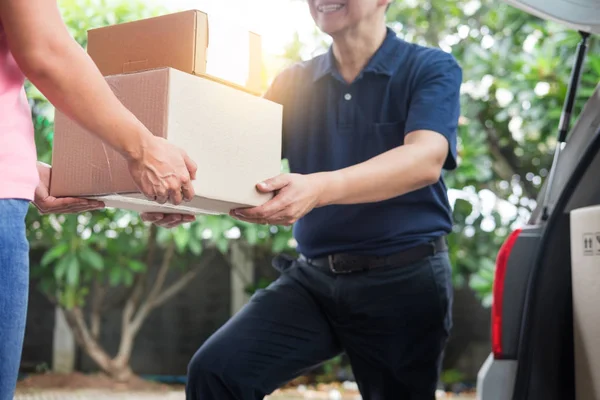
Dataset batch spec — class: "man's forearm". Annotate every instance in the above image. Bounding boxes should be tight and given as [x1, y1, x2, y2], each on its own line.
[316, 131, 448, 206]
[2, 0, 150, 160]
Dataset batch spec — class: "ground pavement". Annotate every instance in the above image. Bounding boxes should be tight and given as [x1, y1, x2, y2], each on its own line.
[14, 392, 310, 400]
[14, 390, 475, 400]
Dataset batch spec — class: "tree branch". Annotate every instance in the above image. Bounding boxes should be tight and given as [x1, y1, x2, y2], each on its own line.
[151, 252, 218, 309]
[62, 307, 112, 372]
[478, 111, 537, 199]
[101, 225, 158, 313]
[228, 241, 255, 289]
[128, 240, 176, 338]
[424, 0, 439, 46]
[90, 277, 104, 340]
[115, 226, 163, 362]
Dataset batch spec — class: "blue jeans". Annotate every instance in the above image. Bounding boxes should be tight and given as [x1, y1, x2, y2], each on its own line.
[186, 250, 453, 400]
[0, 199, 30, 400]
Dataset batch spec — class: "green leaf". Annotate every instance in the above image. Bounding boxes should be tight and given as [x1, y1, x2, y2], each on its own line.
[109, 268, 122, 287]
[245, 225, 259, 245]
[156, 227, 173, 245]
[174, 229, 190, 253]
[79, 246, 104, 271]
[128, 260, 146, 273]
[122, 270, 134, 287]
[216, 238, 229, 254]
[188, 239, 203, 256]
[272, 234, 289, 253]
[66, 255, 80, 287]
[41, 243, 69, 267]
[54, 253, 72, 281]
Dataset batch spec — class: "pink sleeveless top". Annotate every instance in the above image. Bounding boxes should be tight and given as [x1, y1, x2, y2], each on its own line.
[0, 23, 38, 201]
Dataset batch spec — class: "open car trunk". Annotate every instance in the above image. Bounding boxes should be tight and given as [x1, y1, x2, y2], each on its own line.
[503, 0, 600, 34]
[500, 0, 599, 398]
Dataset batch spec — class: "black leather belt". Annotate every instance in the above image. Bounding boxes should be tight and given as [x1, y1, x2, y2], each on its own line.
[300, 236, 448, 274]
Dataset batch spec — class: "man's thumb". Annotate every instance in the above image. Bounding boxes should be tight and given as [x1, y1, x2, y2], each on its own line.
[256, 175, 288, 192]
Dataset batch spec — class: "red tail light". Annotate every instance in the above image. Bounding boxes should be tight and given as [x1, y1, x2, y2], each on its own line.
[492, 228, 522, 358]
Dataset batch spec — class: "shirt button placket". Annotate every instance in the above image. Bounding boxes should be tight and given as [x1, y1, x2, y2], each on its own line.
[339, 91, 353, 129]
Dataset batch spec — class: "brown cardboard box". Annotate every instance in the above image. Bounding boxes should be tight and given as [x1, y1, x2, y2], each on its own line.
[87, 10, 263, 95]
[49, 67, 282, 215]
[570, 205, 600, 400]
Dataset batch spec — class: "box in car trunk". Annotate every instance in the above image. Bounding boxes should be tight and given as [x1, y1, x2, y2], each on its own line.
[570, 205, 600, 400]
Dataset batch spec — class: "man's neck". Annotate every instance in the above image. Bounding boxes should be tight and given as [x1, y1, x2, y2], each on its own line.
[331, 22, 388, 84]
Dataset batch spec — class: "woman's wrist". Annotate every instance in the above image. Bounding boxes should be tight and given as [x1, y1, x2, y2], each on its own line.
[115, 119, 153, 163]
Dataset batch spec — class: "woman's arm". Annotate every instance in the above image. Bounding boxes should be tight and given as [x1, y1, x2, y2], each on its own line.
[0, 0, 197, 205]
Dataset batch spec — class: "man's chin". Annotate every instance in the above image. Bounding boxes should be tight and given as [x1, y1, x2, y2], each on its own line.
[316, 22, 346, 37]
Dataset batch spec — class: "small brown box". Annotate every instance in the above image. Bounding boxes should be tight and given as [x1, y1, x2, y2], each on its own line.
[87, 10, 263, 95]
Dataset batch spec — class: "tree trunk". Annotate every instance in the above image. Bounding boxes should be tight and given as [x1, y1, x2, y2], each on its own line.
[106, 359, 134, 382]
[63, 306, 135, 381]
[56, 244, 215, 383]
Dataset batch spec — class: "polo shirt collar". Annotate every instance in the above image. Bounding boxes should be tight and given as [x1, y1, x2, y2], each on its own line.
[311, 27, 402, 82]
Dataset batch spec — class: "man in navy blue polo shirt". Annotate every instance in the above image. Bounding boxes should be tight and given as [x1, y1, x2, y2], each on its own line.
[144, 0, 461, 398]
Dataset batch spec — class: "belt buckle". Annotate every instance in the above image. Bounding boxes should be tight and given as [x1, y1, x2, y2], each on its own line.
[328, 254, 363, 274]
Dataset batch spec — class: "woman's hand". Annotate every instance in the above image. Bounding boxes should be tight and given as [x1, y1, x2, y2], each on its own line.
[230, 173, 327, 226]
[140, 212, 196, 229]
[126, 135, 198, 206]
[33, 162, 105, 214]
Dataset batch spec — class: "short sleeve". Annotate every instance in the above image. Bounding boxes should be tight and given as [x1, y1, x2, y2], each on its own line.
[404, 55, 462, 170]
[263, 69, 290, 105]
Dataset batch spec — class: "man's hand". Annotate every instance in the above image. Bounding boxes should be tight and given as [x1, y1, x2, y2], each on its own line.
[33, 162, 105, 214]
[230, 173, 327, 226]
[140, 212, 196, 229]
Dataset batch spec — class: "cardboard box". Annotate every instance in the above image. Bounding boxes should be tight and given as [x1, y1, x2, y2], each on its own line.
[49, 67, 282, 215]
[87, 10, 263, 95]
[570, 205, 600, 400]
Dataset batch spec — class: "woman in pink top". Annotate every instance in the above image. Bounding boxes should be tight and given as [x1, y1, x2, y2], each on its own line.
[0, 2, 197, 397]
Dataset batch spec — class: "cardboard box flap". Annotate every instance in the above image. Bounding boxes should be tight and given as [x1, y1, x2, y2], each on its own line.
[204, 14, 250, 90]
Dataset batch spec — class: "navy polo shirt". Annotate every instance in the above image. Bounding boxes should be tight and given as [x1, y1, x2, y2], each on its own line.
[264, 27, 462, 258]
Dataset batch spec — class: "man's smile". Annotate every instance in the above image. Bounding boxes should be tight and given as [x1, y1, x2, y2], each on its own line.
[316, 3, 346, 13]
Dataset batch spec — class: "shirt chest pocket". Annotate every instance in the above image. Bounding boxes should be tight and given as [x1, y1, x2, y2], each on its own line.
[355, 120, 405, 162]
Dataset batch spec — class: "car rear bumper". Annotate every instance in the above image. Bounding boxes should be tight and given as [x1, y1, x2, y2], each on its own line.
[477, 353, 518, 400]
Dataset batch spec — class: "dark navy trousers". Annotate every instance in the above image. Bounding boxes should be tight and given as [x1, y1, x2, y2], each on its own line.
[186, 250, 453, 400]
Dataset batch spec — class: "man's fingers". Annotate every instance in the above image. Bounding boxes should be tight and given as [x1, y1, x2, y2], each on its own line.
[256, 174, 289, 193]
[158, 214, 195, 228]
[141, 212, 164, 222]
[229, 210, 268, 225]
[235, 194, 289, 220]
[142, 213, 195, 228]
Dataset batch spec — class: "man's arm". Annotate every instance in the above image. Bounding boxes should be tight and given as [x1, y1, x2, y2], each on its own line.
[316, 55, 462, 206]
[315, 129, 449, 206]
[231, 55, 463, 226]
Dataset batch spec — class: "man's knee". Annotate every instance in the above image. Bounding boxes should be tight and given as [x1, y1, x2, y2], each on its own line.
[187, 344, 219, 383]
